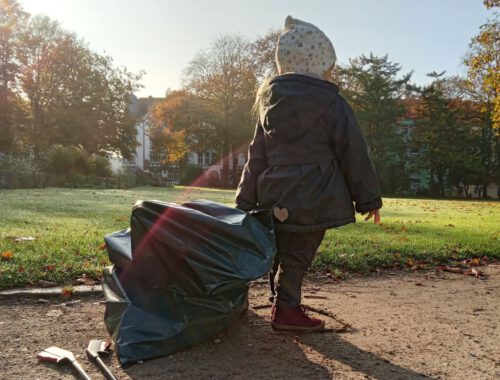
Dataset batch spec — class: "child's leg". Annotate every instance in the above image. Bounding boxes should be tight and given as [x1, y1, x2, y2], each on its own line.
[274, 230, 326, 308]
[268, 256, 280, 303]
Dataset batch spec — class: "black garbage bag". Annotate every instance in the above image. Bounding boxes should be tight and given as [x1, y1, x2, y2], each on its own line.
[102, 199, 275, 365]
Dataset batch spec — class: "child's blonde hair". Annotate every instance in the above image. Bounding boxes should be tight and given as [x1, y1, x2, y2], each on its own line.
[252, 77, 272, 121]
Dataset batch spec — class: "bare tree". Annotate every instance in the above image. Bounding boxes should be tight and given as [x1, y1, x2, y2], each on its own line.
[183, 34, 257, 186]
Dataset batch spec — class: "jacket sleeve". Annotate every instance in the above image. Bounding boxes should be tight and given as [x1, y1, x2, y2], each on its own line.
[332, 96, 383, 213]
[235, 123, 268, 211]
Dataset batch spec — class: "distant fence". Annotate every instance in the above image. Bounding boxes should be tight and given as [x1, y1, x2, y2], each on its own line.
[0, 170, 152, 189]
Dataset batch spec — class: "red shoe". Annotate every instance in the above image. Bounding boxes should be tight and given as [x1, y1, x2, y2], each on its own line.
[272, 305, 325, 332]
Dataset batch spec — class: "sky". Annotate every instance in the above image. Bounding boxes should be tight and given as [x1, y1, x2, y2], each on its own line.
[19, 0, 495, 98]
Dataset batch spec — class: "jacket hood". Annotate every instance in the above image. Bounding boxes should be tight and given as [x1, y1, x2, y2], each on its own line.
[258, 74, 338, 142]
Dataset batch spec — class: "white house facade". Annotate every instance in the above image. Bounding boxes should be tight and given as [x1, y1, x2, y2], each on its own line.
[121, 96, 246, 185]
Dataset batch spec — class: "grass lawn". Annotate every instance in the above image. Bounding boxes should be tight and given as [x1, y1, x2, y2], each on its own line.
[0, 187, 499, 290]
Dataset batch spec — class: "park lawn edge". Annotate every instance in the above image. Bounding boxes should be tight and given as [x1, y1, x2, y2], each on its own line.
[0, 187, 499, 290]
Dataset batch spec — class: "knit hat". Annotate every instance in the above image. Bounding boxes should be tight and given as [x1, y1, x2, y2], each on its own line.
[275, 16, 336, 79]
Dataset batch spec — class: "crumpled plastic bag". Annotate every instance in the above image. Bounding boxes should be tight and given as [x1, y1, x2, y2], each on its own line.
[103, 199, 275, 365]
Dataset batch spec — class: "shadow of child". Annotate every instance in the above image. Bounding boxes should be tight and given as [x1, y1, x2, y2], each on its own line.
[299, 332, 433, 379]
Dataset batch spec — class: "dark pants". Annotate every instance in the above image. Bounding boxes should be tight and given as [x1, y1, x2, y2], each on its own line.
[270, 230, 326, 308]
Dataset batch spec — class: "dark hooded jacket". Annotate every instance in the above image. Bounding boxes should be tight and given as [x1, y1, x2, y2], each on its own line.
[235, 74, 382, 232]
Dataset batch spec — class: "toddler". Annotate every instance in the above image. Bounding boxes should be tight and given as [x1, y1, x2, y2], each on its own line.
[236, 16, 382, 331]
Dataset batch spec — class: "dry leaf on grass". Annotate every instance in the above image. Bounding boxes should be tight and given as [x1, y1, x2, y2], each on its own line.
[1, 251, 13, 261]
[75, 274, 100, 286]
[38, 280, 58, 288]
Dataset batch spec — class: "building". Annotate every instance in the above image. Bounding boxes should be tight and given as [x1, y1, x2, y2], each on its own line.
[121, 96, 246, 186]
[397, 98, 498, 198]
[119, 95, 498, 196]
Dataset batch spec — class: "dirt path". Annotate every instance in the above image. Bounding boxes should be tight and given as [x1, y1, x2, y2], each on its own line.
[1, 265, 499, 380]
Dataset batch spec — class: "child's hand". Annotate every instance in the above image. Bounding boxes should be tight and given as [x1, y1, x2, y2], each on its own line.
[364, 209, 381, 224]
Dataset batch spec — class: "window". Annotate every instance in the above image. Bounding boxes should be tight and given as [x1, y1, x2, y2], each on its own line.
[204, 152, 210, 165]
[197, 153, 203, 165]
[212, 153, 219, 165]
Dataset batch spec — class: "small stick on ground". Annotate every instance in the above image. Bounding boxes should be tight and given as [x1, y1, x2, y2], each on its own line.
[302, 304, 354, 332]
[252, 304, 272, 310]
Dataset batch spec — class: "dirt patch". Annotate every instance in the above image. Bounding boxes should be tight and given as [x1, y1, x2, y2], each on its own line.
[1, 265, 499, 380]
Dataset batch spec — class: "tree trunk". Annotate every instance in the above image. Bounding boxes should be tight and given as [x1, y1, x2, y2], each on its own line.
[482, 182, 489, 198]
[437, 169, 445, 197]
[220, 139, 229, 187]
[429, 167, 437, 196]
[232, 147, 238, 188]
[464, 184, 470, 198]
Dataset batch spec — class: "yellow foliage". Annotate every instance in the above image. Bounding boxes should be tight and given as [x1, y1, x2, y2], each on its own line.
[465, 16, 499, 131]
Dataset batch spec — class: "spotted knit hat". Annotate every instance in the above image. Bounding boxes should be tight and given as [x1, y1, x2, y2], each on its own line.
[275, 16, 336, 79]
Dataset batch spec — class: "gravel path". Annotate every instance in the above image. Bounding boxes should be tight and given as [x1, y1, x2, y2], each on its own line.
[1, 264, 498, 379]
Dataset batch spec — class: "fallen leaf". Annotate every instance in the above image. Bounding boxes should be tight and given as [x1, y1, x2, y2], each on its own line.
[464, 267, 481, 278]
[38, 280, 58, 288]
[406, 258, 415, 267]
[1, 251, 13, 261]
[61, 286, 74, 298]
[470, 258, 481, 266]
[75, 274, 99, 286]
[99, 242, 107, 250]
[437, 265, 463, 274]
[44, 265, 55, 272]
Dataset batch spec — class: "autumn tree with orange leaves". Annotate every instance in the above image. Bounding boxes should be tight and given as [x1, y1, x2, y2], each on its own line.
[463, 1, 500, 195]
[147, 90, 209, 166]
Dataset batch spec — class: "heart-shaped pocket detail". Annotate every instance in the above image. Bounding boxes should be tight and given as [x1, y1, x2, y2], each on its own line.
[273, 207, 289, 223]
